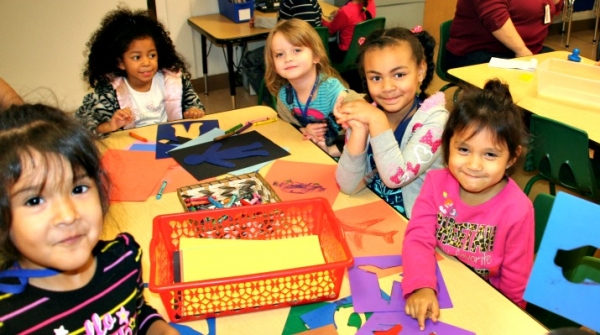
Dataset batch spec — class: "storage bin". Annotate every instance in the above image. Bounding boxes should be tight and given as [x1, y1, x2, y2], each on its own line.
[148, 198, 354, 322]
[218, 0, 255, 23]
[537, 59, 600, 110]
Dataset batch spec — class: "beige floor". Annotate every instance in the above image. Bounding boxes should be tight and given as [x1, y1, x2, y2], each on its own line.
[195, 28, 598, 204]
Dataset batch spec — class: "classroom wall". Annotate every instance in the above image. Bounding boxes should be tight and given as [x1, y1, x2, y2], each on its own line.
[0, 0, 146, 112]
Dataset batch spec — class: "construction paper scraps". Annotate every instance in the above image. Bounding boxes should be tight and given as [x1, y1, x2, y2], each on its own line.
[264, 160, 339, 206]
[373, 324, 402, 335]
[356, 311, 475, 335]
[169, 131, 289, 182]
[156, 120, 219, 159]
[348, 255, 452, 314]
[101, 149, 174, 202]
[300, 296, 353, 330]
[129, 143, 156, 151]
[297, 324, 338, 335]
[334, 201, 405, 257]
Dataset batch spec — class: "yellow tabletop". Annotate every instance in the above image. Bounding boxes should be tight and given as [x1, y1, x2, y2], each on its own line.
[100, 106, 547, 334]
[448, 51, 600, 144]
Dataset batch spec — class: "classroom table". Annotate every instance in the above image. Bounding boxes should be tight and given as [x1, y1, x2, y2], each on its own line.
[187, 2, 337, 110]
[100, 106, 548, 335]
[447, 51, 600, 144]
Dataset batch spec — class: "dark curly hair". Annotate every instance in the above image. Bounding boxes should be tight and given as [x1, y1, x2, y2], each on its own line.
[0, 104, 110, 270]
[83, 7, 189, 88]
[356, 27, 436, 101]
[441, 79, 527, 165]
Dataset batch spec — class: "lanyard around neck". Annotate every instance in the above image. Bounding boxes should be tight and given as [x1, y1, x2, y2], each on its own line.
[292, 75, 320, 119]
[0, 263, 60, 294]
[398, 97, 419, 127]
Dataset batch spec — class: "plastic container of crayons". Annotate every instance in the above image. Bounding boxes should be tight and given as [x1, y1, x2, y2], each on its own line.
[176, 172, 281, 211]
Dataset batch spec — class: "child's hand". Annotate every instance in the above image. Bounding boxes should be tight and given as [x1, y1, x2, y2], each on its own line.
[302, 123, 327, 141]
[249, 16, 255, 28]
[405, 288, 440, 331]
[334, 99, 381, 127]
[99, 107, 134, 133]
[183, 107, 205, 119]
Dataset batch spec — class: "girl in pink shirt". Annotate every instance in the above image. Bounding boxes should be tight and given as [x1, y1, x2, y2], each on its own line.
[402, 79, 534, 330]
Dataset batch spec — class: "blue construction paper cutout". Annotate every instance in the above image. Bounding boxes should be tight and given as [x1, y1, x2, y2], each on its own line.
[129, 143, 156, 152]
[183, 142, 269, 168]
[168, 131, 290, 181]
[156, 120, 219, 159]
[300, 296, 353, 329]
[524, 192, 600, 332]
[169, 317, 216, 335]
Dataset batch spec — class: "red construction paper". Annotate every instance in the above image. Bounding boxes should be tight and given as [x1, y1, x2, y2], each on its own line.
[102, 149, 173, 202]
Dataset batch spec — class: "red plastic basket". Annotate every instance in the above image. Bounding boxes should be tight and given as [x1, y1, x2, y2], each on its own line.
[148, 197, 354, 322]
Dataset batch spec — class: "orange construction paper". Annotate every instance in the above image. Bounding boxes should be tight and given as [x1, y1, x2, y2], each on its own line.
[264, 160, 339, 206]
[298, 324, 337, 335]
[102, 149, 174, 202]
[334, 200, 405, 257]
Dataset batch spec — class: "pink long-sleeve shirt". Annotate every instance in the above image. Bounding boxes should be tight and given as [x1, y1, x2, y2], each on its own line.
[402, 169, 534, 307]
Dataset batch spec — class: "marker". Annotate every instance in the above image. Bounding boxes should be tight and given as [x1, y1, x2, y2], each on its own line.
[224, 123, 243, 134]
[214, 122, 252, 141]
[207, 196, 224, 208]
[253, 118, 277, 126]
[129, 132, 148, 142]
[156, 181, 167, 200]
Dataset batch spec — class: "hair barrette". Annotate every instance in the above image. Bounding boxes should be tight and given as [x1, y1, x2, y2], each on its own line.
[358, 37, 366, 45]
[410, 25, 423, 34]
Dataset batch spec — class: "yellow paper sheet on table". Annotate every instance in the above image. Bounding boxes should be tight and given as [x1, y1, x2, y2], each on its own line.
[179, 235, 325, 282]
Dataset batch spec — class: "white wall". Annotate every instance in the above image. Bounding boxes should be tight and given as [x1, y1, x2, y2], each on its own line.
[0, 0, 146, 111]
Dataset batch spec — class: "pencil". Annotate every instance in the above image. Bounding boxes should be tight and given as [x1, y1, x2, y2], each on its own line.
[129, 132, 148, 142]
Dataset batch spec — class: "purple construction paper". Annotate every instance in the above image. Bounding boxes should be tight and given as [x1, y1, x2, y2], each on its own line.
[155, 120, 219, 159]
[348, 255, 452, 314]
[356, 311, 476, 335]
[300, 296, 353, 329]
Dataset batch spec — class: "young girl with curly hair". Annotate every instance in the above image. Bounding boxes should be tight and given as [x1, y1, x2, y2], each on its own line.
[75, 7, 205, 136]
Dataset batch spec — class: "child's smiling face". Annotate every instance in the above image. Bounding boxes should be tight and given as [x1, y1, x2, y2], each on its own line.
[9, 151, 103, 278]
[118, 37, 158, 92]
[363, 44, 425, 115]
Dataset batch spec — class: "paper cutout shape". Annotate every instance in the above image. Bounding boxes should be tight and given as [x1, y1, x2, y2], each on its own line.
[101, 149, 174, 202]
[348, 256, 452, 314]
[356, 311, 475, 335]
[282, 302, 330, 334]
[183, 142, 269, 168]
[334, 201, 405, 257]
[129, 143, 156, 151]
[373, 324, 402, 335]
[524, 192, 600, 331]
[156, 120, 219, 159]
[169, 131, 289, 181]
[300, 296, 353, 330]
[264, 160, 339, 206]
[297, 324, 337, 335]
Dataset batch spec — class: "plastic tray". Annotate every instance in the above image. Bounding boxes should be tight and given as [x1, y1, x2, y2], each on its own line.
[148, 197, 353, 322]
[537, 58, 600, 110]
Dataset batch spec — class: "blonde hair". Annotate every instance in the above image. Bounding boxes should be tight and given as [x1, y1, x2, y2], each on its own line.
[264, 18, 344, 95]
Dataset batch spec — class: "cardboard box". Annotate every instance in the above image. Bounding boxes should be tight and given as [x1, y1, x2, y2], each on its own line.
[218, 0, 255, 23]
[537, 59, 600, 110]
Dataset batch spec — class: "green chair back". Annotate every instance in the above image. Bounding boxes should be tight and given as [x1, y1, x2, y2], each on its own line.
[331, 17, 386, 74]
[257, 78, 276, 110]
[315, 26, 330, 55]
[533, 193, 555, 254]
[524, 114, 600, 202]
[436, 20, 461, 101]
